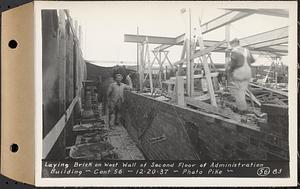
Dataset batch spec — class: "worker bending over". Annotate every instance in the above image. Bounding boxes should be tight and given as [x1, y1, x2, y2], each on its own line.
[107, 72, 132, 127]
[226, 38, 255, 112]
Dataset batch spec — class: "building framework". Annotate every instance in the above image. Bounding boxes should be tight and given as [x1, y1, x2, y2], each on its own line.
[124, 8, 288, 106]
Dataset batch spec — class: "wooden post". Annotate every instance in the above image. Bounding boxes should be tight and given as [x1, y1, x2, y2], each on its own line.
[176, 76, 185, 106]
[178, 41, 186, 76]
[186, 8, 192, 97]
[137, 27, 139, 77]
[146, 40, 153, 94]
[164, 65, 167, 80]
[225, 23, 231, 89]
[158, 51, 162, 88]
[225, 23, 231, 63]
[139, 44, 144, 91]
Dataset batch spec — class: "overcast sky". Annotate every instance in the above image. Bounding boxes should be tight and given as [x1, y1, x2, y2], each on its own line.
[65, 1, 289, 66]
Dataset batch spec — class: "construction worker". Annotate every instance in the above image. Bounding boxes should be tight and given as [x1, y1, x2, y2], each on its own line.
[225, 38, 255, 112]
[107, 71, 132, 127]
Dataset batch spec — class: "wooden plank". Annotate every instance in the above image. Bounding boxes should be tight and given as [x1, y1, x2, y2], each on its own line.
[176, 76, 185, 106]
[139, 44, 144, 91]
[174, 40, 227, 65]
[145, 41, 153, 94]
[225, 8, 289, 18]
[43, 96, 79, 158]
[249, 82, 288, 97]
[241, 26, 288, 47]
[246, 89, 262, 106]
[124, 34, 176, 44]
[250, 38, 288, 49]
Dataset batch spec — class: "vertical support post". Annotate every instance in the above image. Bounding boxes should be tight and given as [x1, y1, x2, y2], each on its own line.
[186, 8, 192, 97]
[225, 22, 231, 88]
[164, 66, 167, 80]
[274, 57, 278, 88]
[178, 41, 186, 76]
[158, 51, 162, 88]
[225, 23, 231, 63]
[136, 27, 140, 90]
[145, 40, 153, 94]
[137, 27, 139, 76]
[139, 44, 144, 91]
[176, 76, 185, 106]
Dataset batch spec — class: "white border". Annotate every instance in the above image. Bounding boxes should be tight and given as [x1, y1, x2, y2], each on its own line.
[34, 1, 298, 187]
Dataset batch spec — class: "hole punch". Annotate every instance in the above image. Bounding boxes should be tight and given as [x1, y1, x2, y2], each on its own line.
[10, 144, 19, 153]
[8, 40, 18, 49]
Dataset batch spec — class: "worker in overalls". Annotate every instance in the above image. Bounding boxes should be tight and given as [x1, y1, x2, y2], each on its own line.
[226, 38, 255, 112]
[107, 71, 132, 127]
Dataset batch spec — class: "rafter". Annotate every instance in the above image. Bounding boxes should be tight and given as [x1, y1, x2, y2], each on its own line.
[224, 9, 289, 18]
[124, 34, 176, 45]
[124, 26, 288, 56]
[154, 10, 253, 51]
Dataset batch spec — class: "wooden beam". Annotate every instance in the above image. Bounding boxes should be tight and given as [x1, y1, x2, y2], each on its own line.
[224, 9, 289, 18]
[136, 27, 140, 83]
[124, 34, 176, 45]
[176, 76, 185, 106]
[175, 40, 227, 65]
[246, 89, 261, 106]
[249, 37, 288, 49]
[249, 82, 288, 97]
[139, 44, 145, 91]
[240, 26, 288, 47]
[255, 46, 288, 54]
[154, 10, 253, 51]
[125, 26, 288, 56]
[186, 8, 192, 97]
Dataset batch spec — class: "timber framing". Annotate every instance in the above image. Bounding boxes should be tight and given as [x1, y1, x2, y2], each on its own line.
[154, 10, 253, 51]
[123, 8, 289, 101]
[124, 34, 176, 45]
[224, 9, 289, 18]
[124, 26, 288, 56]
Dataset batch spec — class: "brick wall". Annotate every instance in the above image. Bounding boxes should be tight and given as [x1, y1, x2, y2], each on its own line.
[122, 91, 289, 160]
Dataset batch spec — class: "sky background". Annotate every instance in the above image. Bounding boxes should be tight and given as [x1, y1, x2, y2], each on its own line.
[65, 1, 289, 67]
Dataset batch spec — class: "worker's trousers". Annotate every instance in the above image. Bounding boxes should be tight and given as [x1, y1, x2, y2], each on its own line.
[108, 99, 122, 127]
[230, 80, 249, 111]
